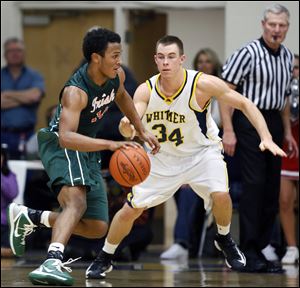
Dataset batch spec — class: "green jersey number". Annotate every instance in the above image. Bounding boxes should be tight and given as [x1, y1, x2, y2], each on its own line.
[152, 124, 184, 146]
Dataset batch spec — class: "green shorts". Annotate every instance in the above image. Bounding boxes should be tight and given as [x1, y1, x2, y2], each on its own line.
[37, 128, 108, 222]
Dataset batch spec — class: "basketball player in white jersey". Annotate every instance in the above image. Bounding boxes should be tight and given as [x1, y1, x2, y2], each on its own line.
[86, 36, 286, 278]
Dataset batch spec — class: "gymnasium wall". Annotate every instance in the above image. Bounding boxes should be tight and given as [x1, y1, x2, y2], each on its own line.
[167, 8, 225, 69]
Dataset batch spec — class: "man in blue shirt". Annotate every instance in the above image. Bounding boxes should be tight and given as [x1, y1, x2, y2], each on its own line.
[1, 37, 45, 159]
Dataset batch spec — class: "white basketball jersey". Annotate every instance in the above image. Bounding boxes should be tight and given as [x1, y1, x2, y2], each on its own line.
[143, 69, 221, 157]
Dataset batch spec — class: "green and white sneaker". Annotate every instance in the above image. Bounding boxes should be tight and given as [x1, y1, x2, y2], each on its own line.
[28, 257, 80, 286]
[7, 203, 37, 256]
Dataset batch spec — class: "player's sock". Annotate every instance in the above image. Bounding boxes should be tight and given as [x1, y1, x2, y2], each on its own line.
[27, 208, 51, 228]
[47, 242, 65, 260]
[102, 239, 118, 255]
[217, 223, 230, 236]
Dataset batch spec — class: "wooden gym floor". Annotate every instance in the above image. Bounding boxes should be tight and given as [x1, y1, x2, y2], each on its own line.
[1, 248, 298, 287]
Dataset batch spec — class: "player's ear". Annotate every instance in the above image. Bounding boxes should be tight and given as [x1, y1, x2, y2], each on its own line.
[180, 54, 186, 64]
[91, 52, 101, 64]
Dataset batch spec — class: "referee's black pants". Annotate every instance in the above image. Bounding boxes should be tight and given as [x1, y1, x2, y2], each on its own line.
[232, 109, 283, 260]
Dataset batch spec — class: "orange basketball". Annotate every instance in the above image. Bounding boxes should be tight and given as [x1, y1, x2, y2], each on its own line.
[109, 146, 151, 187]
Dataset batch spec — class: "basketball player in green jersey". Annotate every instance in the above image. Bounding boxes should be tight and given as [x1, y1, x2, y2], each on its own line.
[7, 28, 160, 286]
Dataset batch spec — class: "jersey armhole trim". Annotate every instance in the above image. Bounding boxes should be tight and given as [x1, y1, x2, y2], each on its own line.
[60, 84, 88, 101]
[189, 72, 211, 112]
[146, 80, 153, 93]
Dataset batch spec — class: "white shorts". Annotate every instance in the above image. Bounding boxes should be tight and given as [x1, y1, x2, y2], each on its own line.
[129, 144, 229, 210]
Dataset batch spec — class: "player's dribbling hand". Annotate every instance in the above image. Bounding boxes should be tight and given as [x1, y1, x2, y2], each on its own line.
[109, 141, 141, 151]
[259, 139, 287, 157]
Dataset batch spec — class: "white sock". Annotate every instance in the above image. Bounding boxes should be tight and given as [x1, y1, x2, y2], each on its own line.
[102, 239, 119, 255]
[217, 224, 230, 235]
[48, 242, 65, 253]
[41, 211, 51, 227]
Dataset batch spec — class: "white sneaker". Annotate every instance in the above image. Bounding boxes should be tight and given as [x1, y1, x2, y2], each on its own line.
[281, 246, 299, 264]
[160, 244, 188, 260]
[7, 203, 37, 257]
[261, 244, 279, 261]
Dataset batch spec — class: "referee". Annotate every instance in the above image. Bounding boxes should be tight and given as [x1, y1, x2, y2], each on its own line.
[220, 4, 298, 273]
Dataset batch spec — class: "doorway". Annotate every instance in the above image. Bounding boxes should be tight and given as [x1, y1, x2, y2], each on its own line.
[128, 10, 167, 84]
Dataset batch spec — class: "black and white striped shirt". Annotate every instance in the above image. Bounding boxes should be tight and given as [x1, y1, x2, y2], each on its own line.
[222, 37, 293, 110]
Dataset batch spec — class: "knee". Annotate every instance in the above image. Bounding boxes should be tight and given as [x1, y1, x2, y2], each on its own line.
[70, 197, 87, 215]
[118, 203, 144, 222]
[62, 195, 87, 216]
[59, 186, 87, 216]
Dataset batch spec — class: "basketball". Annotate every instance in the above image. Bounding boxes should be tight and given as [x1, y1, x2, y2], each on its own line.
[109, 146, 151, 187]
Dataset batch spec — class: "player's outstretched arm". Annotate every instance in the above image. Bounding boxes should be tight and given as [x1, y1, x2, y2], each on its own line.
[197, 74, 287, 157]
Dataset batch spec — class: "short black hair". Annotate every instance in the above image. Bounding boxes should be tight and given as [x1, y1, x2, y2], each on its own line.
[82, 28, 121, 62]
[156, 35, 184, 55]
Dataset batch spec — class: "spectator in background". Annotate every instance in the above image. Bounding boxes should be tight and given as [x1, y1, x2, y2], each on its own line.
[1, 144, 18, 257]
[1, 37, 45, 160]
[193, 48, 222, 126]
[220, 4, 298, 272]
[280, 55, 299, 264]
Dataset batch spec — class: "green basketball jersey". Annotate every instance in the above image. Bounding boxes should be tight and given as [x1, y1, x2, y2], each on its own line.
[49, 63, 120, 137]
